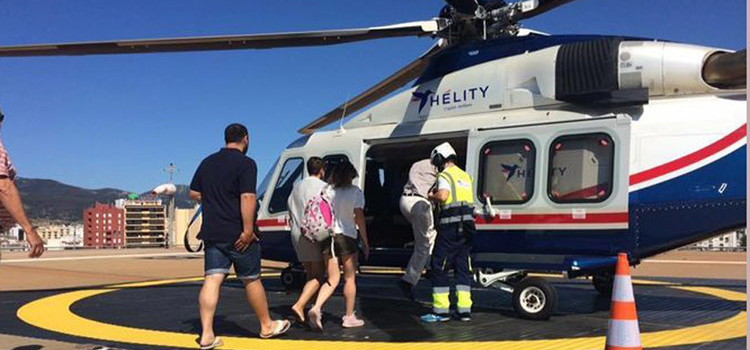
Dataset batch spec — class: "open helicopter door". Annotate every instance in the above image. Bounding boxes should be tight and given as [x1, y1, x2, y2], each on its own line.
[466, 113, 631, 276]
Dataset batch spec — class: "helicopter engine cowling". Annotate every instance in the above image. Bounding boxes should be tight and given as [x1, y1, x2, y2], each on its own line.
[617, 41, 744, 97]
[549, 39, 744, 107]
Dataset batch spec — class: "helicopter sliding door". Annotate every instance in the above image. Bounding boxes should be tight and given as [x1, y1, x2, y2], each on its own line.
[466, 114, 631, 273]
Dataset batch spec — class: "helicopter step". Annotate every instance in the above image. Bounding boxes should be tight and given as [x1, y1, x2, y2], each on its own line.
[475, 268, 558, 320]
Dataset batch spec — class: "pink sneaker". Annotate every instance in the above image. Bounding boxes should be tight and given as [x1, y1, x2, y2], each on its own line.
[342, 313, 365, 328]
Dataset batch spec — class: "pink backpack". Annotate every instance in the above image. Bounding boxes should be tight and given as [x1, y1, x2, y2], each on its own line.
[300, 186, 335, 243]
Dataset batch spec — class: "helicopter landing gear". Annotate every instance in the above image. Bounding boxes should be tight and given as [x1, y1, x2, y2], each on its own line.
[280, 263, 306, 291]
[592, 270, 615, 296]
[475, 269, 558, 320]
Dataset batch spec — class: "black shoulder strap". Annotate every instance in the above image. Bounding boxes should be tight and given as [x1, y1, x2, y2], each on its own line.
[184, 206, 203, 253]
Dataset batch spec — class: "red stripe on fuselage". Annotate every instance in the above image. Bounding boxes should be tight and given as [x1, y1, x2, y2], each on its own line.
[256, 218, 288, 228]
[629, 124, 747, 186]
[475, 212, 628, 225]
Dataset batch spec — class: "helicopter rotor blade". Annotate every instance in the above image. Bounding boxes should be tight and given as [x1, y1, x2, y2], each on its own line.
[298, 42, 445, 134]
[0, 20, 446, 57]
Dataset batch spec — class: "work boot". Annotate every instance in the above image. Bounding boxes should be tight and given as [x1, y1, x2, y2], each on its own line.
[456, 312, 471, 322]
[397, 280, 415, 301]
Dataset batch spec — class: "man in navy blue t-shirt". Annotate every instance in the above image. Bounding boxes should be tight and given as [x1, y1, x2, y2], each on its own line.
[190, 123, 290, 347]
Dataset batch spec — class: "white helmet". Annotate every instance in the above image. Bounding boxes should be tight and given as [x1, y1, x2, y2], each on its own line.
[430, 142, 457, 168]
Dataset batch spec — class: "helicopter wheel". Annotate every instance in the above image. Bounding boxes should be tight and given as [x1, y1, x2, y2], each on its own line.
[280, 264, 306, 291]
[512, 276, 558, 321]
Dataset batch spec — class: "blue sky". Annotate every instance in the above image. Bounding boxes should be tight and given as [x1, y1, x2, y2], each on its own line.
[0, 0, 745, 191]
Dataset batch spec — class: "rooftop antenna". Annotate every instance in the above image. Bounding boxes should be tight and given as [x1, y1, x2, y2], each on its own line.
[163, 162, 178, 184]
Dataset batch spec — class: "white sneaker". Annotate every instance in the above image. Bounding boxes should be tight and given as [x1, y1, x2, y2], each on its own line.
[341, 313, 365, 328]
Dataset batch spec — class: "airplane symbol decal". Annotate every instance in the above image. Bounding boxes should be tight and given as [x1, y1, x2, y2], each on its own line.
[501, 164, 520, 180]
[411, 90, 434, 113]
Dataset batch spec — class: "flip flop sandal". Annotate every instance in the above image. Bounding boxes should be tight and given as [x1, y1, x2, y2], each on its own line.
[260, 320, 291, 339]
[195, 336, 223, 349]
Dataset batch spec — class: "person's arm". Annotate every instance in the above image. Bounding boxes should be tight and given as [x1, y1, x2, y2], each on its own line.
[234, 160, 258, 252]
[189, 190, 201, 202]
[354, 208, 369, 261]
[0, 178, 43, 257]
[428, 174, 450, 203]
[234, 192, 258, 251]
[428, 189, 450, 203]
[189, 162, 203, 202]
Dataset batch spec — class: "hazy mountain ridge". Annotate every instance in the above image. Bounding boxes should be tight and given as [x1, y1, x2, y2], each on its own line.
[15, 178, 196, 223]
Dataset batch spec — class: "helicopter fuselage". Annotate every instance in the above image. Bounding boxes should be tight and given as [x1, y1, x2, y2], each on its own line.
[255, 34, 746, 277]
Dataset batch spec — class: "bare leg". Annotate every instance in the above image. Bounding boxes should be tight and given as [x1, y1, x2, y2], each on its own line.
[292, 261, 324, 321]
[241, 278, 274, 335]
[198, 274, 225, 345]
[340, 254, 358, 317]
[310, 255, 341, 312]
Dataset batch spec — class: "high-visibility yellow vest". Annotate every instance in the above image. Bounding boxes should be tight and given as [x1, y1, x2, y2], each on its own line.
[438, 165, 474, 207]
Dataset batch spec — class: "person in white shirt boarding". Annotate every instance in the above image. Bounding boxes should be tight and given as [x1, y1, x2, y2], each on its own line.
[189, 123, 290, 349]
[397, 159, 438, 301]
[306, 160, 371, 330]
[287, 157, 327, 323]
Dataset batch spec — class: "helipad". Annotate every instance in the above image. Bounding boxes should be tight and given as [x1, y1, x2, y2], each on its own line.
[1, 268, 745, 350]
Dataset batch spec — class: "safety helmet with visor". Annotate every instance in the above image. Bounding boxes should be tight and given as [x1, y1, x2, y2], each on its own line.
[430, 142, 457, 171]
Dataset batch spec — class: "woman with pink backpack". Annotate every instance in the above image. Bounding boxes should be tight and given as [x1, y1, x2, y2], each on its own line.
[306, 160, 370, 330]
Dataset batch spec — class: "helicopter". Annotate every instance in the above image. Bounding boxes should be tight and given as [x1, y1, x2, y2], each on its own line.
[0, 0, 745, 320]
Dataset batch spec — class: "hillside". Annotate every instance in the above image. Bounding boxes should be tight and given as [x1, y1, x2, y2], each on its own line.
[15, 178, 196, 223]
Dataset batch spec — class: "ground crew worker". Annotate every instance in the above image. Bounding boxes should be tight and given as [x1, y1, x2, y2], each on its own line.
[422, 142, 476, 323]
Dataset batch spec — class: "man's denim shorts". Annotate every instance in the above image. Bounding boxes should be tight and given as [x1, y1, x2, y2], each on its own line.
[204, 240, 261, 281]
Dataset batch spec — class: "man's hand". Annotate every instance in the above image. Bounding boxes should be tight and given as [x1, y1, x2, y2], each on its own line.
[234, 230, 257, 252]
[25, 229, 44, 258]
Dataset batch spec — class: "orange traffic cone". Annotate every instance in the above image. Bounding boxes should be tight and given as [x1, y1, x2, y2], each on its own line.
[605, 253, 642, 350]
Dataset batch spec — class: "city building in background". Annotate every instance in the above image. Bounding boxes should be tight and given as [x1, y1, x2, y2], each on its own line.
[0, 224, 23, 249]
[689, 229, 746, 251]
[175, 205, 201, 248]
[84, 203, 125, 248]
[118, 198, 167, 248]
[37, 224, 83, 250]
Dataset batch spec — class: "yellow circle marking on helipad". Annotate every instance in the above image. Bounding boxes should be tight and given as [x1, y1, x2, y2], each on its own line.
[16, 275, 746, 350]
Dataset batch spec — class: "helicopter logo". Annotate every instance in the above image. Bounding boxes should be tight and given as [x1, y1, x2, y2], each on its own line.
[412, 85, 490, 113]
[501, 164, 521, 180]
[411, 89, 434, 112]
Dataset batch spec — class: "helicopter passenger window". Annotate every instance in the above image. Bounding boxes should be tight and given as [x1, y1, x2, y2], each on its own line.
[548, 133, 614, 203]
[268, 157, 304, 214]
[478, 139, 536, 204]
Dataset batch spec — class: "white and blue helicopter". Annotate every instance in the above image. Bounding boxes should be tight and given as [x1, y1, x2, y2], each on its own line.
[1, 0, 745, 320]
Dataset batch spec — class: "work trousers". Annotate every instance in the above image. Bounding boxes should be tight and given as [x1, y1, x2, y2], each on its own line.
[430, 206, 475, 315]
[399, 195, 437, 286]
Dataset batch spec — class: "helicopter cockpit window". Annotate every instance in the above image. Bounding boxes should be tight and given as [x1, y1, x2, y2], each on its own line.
[257, 158, 279, 203]
[478, 139, 536, 204]
[548, 133, 614, 203]
[268, 157, 303, 214]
